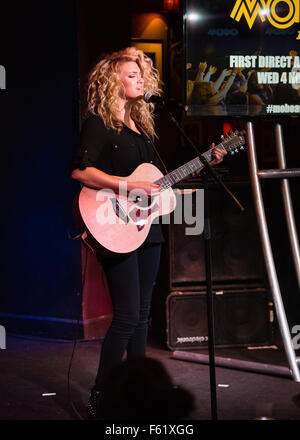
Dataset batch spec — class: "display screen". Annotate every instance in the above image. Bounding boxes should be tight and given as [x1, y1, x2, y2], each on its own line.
[184, 0, 300, 118]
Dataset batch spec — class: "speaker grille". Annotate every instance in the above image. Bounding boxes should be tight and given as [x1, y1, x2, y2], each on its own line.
[169, 182, 264, 286]
[166, 289, 272, 350]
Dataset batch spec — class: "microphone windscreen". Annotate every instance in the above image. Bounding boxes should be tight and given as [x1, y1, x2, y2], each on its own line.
[143, 91, 153, 103]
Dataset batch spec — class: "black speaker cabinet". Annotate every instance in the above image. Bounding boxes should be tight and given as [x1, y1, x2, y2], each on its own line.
[166, 289, 273, 350]
[168, 181, 265, 287]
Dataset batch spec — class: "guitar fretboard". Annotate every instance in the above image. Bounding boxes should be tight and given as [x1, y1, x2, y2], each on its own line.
[154, 146, 217, 191]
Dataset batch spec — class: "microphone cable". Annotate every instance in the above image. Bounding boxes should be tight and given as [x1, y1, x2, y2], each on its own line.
[66, 233, 89, 420]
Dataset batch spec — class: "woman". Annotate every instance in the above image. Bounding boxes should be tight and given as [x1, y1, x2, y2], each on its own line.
[71, 47, 226, 419]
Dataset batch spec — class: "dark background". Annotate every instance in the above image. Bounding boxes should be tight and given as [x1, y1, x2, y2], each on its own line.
[0, 0, 299, 340]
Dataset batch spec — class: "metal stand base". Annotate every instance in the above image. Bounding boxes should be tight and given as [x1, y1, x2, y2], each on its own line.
[172, 350, 292, 378]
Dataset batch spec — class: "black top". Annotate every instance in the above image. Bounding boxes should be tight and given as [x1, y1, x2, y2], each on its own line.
[71, 115, 164, 244]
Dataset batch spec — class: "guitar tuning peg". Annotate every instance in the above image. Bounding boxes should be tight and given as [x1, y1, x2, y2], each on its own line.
[220, 134, 224, 140]
[240, 145, 244, 150]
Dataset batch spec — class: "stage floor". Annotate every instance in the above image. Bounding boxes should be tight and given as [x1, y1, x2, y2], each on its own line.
[1, 333, 300, 421]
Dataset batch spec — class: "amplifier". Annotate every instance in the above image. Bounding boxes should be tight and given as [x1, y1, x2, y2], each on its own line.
[168, 182, 265, 287]
[166, 289, 273, 350]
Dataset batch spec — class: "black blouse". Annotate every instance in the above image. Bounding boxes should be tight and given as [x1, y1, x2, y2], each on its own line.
[71, 115, 164, 244]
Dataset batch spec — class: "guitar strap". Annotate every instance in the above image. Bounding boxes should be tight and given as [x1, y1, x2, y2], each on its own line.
[149, 136, 170, 175]
[136, 123, 169, 175]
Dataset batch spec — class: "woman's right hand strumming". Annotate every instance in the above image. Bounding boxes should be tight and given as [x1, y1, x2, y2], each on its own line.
[126, 181, 161, 198]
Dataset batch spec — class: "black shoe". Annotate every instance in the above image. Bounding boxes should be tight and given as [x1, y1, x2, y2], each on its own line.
[87, 388, 102, 420]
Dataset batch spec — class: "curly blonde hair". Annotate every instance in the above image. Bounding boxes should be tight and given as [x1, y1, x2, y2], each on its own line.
[86, 47, 162, 138]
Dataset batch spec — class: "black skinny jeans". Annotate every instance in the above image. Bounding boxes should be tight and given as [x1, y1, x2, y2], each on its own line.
[94, 242, 162, 391]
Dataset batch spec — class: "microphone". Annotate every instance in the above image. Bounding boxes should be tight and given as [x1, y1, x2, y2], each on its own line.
[143, 92, 188, 110]
[143, 92, 165, 105]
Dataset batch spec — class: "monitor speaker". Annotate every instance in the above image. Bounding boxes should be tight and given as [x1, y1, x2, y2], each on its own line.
[166, 289, 273, 350]
[168, 181, 264, 286]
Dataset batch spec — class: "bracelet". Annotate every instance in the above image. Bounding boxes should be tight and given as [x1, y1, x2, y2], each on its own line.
[240, 78, 248, 82]
[231, 73, 237, 78]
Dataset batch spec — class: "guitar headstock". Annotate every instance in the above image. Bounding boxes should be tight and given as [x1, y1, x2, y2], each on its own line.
[221, 130, 246, 155]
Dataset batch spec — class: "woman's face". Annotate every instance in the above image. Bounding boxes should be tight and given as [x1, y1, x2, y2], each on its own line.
[119, 61, 144, 100]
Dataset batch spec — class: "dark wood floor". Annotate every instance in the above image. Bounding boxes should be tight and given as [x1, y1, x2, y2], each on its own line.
[1, 332, 300, 422]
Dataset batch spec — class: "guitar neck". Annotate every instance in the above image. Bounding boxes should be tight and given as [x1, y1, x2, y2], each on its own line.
[155, 143, 224, 190]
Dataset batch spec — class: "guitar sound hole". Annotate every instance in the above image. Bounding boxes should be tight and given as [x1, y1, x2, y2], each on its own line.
[135, 195, 154, 208]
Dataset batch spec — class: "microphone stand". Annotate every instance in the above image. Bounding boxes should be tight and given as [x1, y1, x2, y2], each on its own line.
[159, 104, 244, 421]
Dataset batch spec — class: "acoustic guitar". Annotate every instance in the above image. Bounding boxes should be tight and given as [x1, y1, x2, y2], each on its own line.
[73, 130, 246, 257]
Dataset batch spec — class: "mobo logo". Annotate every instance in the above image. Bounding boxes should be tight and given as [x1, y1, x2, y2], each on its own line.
[230, 0, 300, 29]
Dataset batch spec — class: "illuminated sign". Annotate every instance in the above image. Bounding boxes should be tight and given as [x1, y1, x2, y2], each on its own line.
[230, 0, 300, 30]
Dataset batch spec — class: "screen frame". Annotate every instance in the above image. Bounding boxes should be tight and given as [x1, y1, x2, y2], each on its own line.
[182, 0, 300, 121]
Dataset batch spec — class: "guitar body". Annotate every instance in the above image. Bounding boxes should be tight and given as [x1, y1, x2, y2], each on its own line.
[74, 163, 177, 257]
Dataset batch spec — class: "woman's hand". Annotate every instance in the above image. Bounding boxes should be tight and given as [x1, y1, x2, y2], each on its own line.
[210, 143, 227, 166]
[192, 143, 227, 176]
[127, 181, 161, 199]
